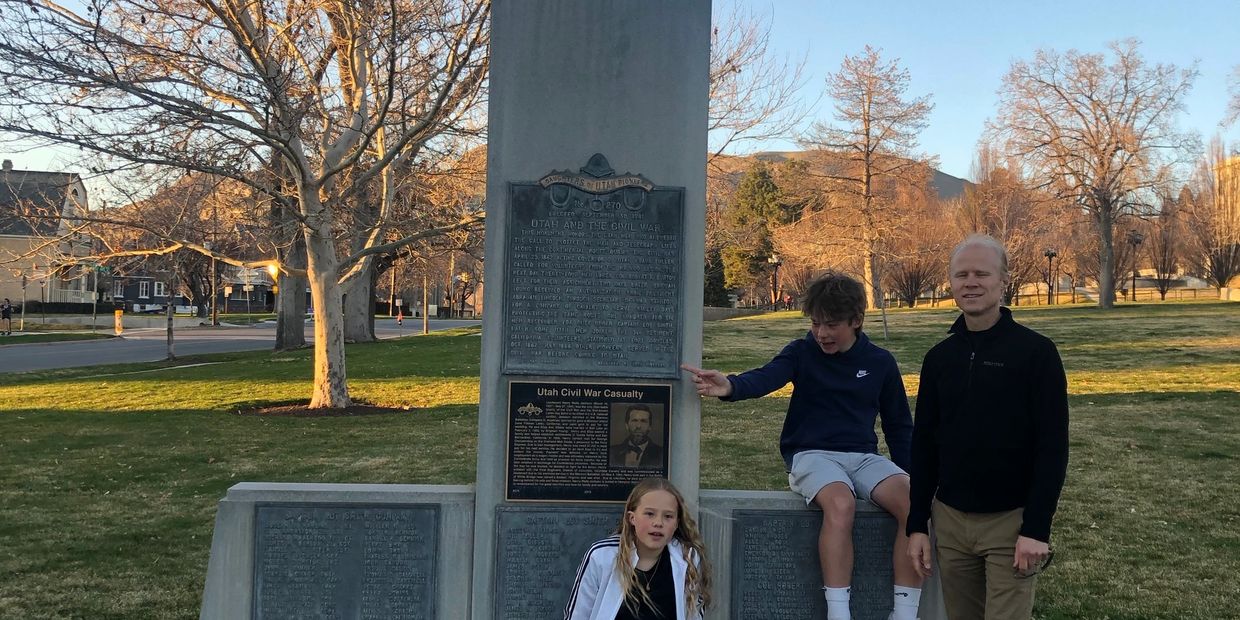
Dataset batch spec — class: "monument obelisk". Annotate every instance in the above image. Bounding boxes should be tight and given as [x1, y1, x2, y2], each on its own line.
[472, 1, 710, 618]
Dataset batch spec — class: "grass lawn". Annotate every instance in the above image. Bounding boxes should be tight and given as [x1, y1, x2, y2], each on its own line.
[1, 302, 1237, 619]
[0, 333, 115, 345]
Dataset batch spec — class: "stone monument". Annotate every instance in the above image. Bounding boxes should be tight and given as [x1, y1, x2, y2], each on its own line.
[472, 1, 711, 617]
[199, 2, 945, 618]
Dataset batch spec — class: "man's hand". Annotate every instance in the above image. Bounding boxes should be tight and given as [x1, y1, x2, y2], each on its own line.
[1013, 535, 1050, 575]
[907, 532, 933, 578]
[680, 364, 733, 398]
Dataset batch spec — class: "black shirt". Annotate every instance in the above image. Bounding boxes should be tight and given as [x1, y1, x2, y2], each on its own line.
[615, 547, 676, 620]
[907, 307, 1069, 542]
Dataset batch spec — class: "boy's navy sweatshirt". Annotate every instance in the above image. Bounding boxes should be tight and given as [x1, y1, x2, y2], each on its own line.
[722, 331, 913, 471]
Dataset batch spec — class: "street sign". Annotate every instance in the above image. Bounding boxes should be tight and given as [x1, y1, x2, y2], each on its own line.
[224, 285, 233, 296]
[243, 285, 254, 292]
[396, 298, 403, 307]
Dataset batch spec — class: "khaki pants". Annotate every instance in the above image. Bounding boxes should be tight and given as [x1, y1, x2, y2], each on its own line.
[932, 500, 1036, 620]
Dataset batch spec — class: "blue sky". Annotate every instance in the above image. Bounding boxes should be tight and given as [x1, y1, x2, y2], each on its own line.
[6, 1, 1238, 183]
[735, 0, 1240, 179]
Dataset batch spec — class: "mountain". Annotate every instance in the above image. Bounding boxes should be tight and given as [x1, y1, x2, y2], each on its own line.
[746, 150, 972, 201]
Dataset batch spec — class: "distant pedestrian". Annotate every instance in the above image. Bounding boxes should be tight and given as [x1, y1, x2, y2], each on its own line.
[1, 298, 11, 335]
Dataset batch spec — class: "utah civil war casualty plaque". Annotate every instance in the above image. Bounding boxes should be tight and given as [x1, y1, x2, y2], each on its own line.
[502, 154, 685, 379]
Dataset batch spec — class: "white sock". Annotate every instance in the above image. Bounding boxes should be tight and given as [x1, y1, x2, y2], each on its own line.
[892, 585, 921, 620]
[823, 586, 851, 620]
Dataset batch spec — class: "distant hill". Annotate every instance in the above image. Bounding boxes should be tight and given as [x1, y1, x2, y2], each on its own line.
[745, 150, 972, 201]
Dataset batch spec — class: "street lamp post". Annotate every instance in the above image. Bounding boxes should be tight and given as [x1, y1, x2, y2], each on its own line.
[267, 264, 279, 313]
[389, 256, 397, 317]
[1126, 230, 1144, 302]
[767, 254, 782, 309]
[1043, 249, 1057, 305]
[205, 241, 219, 326]
[458, 272, 471, 318]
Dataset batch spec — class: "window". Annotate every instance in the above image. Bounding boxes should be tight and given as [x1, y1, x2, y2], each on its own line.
[154, 281, 168, 297]
[139, 281, 150, 298]
[113, 281, 124, 298]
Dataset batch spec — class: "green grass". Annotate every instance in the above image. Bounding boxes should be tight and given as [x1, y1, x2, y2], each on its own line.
[214, 313, 277, 325]
[1, 303, 1238, 619]
[699, 302, 1240, 620]
[0, 333, 114, 345]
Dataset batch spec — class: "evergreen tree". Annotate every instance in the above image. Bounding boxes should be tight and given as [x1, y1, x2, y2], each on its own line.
[721, 162, 796, 293]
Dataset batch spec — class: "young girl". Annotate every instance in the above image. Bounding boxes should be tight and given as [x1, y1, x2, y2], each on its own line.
[564, 478, 712, 620]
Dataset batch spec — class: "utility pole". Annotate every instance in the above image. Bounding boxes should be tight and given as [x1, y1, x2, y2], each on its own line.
[211, 200, 220, 326]
[390, 257, 397, 317]
[91, 265, 98, 332]
[422, 273, 429, 335]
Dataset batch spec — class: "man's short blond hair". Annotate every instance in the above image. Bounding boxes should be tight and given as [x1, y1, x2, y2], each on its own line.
[950, 234, 1009, 278]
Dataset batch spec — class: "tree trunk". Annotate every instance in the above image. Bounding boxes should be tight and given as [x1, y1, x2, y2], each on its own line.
[304, 210, 350, 409]
[342, 268, 377, 343]
[1097, 209, 1116, 308]
[274, 235, 308, 351]
[864, 238, 889, 338]
[165, 299, 175, 360]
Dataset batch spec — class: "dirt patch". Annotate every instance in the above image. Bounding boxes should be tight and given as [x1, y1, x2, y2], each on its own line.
[233, 403, 412, 417]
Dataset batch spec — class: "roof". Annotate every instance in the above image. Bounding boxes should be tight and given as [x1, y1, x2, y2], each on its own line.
[0, 169, 84, 236]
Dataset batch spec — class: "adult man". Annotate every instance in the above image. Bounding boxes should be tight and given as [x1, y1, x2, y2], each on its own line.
[609, 404, 664, 468]
[684, 272, 921, 620]
[907, 234, 1069, 619]
[1, 298, 11, 335]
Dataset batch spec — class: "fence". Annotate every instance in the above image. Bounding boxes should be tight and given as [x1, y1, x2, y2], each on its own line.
[894, 287, 1221, 309]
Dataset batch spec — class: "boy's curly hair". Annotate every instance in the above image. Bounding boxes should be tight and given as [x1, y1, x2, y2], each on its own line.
[801, 271, 866, 328]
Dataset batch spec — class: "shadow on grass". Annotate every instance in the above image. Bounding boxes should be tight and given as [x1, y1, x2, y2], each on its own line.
[0, 402, 480, 620]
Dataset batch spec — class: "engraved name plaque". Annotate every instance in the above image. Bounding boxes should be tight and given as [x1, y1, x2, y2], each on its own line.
[731, 509, 896, 620]
[494, 505, 619, 620]
[503, 154, 684, 378]
[252, 504, 438, 620]
[506, 380, 672, 502]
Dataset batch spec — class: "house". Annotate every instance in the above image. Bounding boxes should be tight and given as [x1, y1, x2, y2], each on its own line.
[0, 159, 94, 305]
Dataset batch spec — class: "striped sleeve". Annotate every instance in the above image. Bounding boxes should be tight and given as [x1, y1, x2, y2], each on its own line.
[564, 536, 618, 620]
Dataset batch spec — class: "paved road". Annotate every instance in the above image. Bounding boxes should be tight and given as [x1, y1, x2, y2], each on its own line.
[0, 318, 480, 374]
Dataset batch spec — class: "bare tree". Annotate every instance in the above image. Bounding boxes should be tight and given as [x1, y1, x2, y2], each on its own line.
[1225, 65, 1240, 128]
[708, 1, 811, 164]
[704, 3, 811, 301]
[956, 144, 1058, 304]
[1147, 190, 1183, 300]
[989, 39, 1198, 308]
[1182, 138, 1240, 290]
[884, 195, 950, 308]
[0, 0, 489, 408]
[800, 46, 934, 308]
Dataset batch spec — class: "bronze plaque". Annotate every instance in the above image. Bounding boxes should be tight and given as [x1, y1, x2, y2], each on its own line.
[506, 379, 672, 502]
[502, 154, 684, 378]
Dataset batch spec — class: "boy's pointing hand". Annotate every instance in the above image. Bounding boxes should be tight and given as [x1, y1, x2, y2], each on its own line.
[680, 364, 733, 398]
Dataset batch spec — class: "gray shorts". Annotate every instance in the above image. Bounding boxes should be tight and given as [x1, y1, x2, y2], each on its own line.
[787, 450, 906, 504]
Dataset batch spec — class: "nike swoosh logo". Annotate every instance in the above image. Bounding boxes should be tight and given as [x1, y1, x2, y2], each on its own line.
[856, 370, 869, 378]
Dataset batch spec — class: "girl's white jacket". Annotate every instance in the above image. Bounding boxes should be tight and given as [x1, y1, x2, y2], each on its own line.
[564, 534, 703, 620]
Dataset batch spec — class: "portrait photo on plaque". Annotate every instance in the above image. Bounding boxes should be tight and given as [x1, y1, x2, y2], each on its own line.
[506, 381, 672, 502]
[607, 402, 666, 469]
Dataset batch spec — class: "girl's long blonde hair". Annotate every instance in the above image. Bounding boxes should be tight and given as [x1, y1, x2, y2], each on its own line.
[613, 477, 713, 617]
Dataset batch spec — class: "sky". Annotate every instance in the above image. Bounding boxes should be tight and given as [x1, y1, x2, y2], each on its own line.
[731, 0, 1240, 180]
[4, 0, 1238, 184]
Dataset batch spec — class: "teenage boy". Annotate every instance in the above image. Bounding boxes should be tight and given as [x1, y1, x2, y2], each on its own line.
[683, 272, 921, 620]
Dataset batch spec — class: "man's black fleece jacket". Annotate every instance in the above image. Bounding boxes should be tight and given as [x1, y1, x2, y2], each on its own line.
[907, 307, 1069, 543]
